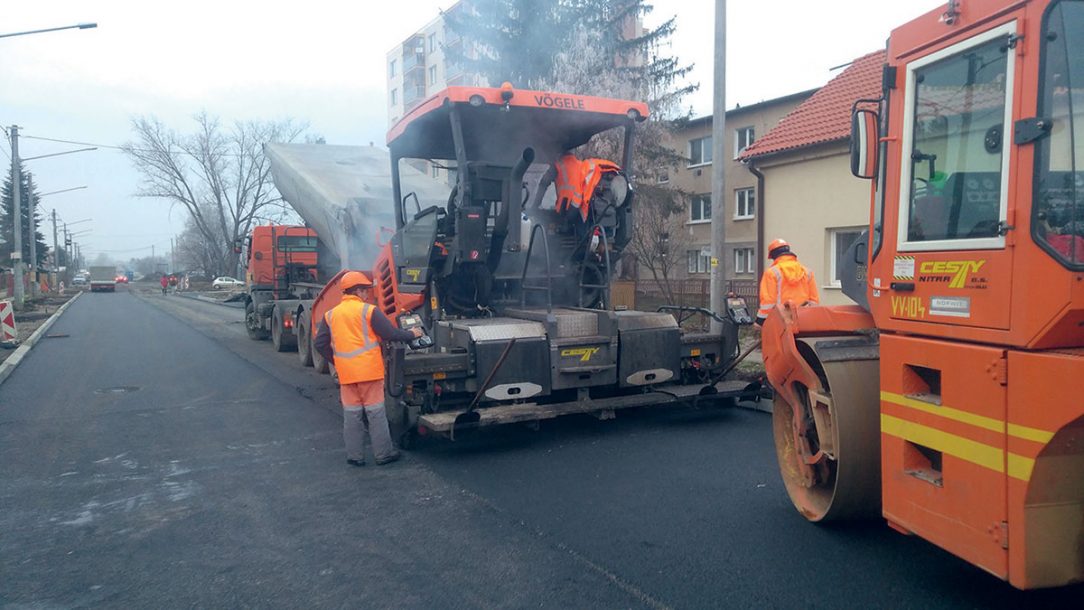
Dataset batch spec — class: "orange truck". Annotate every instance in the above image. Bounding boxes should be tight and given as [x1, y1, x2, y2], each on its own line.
[763, 0, 1084, 589]
[239, 224, 326, 359]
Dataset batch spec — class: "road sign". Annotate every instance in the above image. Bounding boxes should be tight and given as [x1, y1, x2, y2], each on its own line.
[0, 300, 16, 343]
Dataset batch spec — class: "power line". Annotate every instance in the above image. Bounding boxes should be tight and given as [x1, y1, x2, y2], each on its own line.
[21, 134, 135, 153]
[22, 133, 259, 158]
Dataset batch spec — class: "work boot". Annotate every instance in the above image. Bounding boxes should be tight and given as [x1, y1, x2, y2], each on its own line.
[346, 459, 365, 467]
[374, 452, 401, 466]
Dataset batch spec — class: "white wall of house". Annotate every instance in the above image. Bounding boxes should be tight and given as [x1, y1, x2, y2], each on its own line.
[757, 143, 872, 306]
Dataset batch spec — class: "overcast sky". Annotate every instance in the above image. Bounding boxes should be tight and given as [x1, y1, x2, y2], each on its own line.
[1, 0, 943, 263]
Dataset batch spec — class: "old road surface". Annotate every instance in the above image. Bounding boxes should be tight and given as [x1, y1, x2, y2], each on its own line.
[2, 287, 1082, 608]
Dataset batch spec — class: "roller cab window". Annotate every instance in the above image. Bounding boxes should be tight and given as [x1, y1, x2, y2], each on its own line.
[899, 24, 1016, 251]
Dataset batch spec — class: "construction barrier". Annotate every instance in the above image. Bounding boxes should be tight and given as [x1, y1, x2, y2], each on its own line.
[0, 300, 16, 343]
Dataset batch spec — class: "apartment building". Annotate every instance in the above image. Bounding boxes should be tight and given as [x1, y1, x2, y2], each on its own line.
[665, 90, 815, 285]
[386, 3, 484, 181]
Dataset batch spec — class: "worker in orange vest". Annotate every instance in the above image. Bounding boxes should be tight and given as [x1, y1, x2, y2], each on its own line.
[553, 152, 622, 222]
[756, 238, 819, 326]
[313, 271, 423, 467]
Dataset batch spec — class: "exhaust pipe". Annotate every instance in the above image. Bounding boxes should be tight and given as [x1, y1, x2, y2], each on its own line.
[489, 147, 535, 271]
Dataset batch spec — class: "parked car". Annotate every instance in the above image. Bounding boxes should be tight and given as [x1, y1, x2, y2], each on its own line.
[212, 276, 245, 290]
[71, 275, 87, 286]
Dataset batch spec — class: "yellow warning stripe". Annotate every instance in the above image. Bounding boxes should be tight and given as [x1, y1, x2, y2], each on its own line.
[881, 413, 1003, 473]
[880, 414, 1036, 482]
[881, 392, 1053, 443]
[1007, 423, 1054, 444]
[1007, 453, 1036, 481]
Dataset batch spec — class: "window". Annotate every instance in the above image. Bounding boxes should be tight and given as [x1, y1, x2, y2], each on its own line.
[689, 136, 712, 166]
[429, 65, 437, 85]
[390, 89, 398, 105]
[735, 188, 755, 219]
[689, 194, 711, 222]
[830, 228, 864, 286]
[277, 236, 318, 252]
[429, 33, 437, 53]
[687, 250, 711, 274]
[735, 126, 755, 157]
[389, 59, 397, 77]
[1033, 3, 1084, 267]
[900, 24, 1014, 251]
[734, 247, 755, 274]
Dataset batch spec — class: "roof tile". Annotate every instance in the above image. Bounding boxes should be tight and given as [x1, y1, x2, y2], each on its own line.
[740, 50, 885, 160]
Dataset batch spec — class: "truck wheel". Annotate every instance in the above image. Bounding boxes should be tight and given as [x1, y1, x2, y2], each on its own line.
[312, 339, 330, 374]
[245, 301, 270, 341]
[297, 313, 314, 367]
[271, 309, 297, 352]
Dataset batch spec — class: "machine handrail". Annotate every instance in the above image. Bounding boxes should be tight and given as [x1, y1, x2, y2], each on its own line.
[519, 223, 554, 313]
[578, 222, 612, 309]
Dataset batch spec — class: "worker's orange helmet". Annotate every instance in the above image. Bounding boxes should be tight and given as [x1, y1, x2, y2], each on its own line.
[767, 238, 792, 259]
[341, 271, 373, 292]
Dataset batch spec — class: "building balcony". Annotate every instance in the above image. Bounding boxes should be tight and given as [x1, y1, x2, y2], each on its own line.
[403, 85, 427, 106]
[403, 52, 425, 74]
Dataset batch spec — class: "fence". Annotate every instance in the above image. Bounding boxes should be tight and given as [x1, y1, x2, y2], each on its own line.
[635, 278, 758, 309]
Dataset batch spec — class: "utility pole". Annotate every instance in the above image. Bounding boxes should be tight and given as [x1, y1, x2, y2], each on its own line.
[151, 244, 155, 273]
[709, 0, 727, 333]
[9, 125, 25, 309]
[170, 237, 175, 274]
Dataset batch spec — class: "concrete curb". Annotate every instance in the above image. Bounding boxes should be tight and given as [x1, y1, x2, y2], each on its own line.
[0, 292, 83, 387]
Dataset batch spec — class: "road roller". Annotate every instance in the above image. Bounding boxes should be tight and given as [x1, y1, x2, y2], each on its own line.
[762, 0, 1084, 589]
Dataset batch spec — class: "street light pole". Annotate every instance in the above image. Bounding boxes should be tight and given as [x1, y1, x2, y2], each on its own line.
[26, 173, 38, 295]
[9, 126, 25, 309]
[51, 209, 59, 276]
[709, 0, 727, 333]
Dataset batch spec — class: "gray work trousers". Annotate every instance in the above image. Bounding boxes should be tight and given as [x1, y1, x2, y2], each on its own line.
[343, 402, 396, 463]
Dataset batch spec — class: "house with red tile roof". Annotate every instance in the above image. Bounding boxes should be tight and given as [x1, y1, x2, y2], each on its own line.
[739, 50, 885, 306]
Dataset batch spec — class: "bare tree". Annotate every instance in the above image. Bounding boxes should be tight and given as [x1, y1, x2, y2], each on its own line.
[122, 113, 306, 276]
[628, 191, 694, 305]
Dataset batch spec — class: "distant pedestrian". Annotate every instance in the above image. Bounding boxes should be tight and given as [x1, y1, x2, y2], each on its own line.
[314, 271, 423, 467]
[160, 274, 169, 295]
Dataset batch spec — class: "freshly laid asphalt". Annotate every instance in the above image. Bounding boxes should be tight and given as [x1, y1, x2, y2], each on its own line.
[1, 287, 1081, 608]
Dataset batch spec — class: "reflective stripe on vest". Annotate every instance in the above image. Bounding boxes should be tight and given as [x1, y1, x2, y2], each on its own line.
[325, 298, 385, 384]
[326, 304, 379, 360]
[555, 156, 584, 215]
[772, 267, 784, 307]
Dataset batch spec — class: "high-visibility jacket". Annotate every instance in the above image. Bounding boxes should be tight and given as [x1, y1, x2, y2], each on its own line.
[554, 154, 621, 221]
[324, 295, 384, 384]
[757, 254, 819, 323]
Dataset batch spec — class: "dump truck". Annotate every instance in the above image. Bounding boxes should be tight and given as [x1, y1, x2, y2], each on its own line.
[247, 144, 448, 367]
[762, 0, 1084, 589]
[360, 84, 764, 443]
[89, 266, 116, 292]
